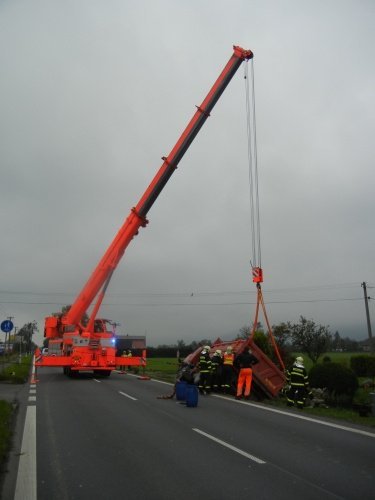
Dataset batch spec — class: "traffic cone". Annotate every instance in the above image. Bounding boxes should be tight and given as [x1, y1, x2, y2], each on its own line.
[138, 366, 150, 380]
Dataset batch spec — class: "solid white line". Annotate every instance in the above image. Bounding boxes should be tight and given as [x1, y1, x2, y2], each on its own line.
[14, 405, 37, 500]
[193, 428, 266, 464]
[119, 391, 137, 401]
[149, 378, 173, 386]
[213, 395, 375, 438]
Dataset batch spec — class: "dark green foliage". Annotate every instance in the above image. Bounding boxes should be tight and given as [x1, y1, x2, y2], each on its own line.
[253, 331, 271, 357]
[350, 355, 375, 377]
[323, 356, 331, 363]
[0, 401, 13, 469]
[367, 357, 375, 378]
[309, 362, 358, 406]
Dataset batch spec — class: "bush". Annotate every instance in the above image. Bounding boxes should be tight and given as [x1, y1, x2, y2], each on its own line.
[350, 355, 375, 377]
[309, 362, 358, 406]
[253, 331, 271, 357]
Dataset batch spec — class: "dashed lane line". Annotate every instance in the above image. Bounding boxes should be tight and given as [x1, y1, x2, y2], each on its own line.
[119, 391, 137, 401]
[193, 428, 266, 464]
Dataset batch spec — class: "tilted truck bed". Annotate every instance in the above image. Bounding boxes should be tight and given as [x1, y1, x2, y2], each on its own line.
[184, 338, 285, 398]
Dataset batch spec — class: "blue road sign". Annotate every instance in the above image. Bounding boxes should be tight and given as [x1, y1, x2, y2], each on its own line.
[1, 320, 14, 333]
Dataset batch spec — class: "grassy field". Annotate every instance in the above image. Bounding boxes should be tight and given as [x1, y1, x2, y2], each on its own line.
[143, 357, 180, 383]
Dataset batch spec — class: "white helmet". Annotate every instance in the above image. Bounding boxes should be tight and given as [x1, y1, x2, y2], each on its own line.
[215, 349, 222, 355]
[295, 356, 304, 366]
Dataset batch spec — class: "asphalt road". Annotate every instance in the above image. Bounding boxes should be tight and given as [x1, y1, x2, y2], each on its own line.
[3, 368, 375, 499]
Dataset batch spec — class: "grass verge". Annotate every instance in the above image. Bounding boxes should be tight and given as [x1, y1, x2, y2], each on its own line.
[0, 355, 32, 383]
[0, 401, 14, 476]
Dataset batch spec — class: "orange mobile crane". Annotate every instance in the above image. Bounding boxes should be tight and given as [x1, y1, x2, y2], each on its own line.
[35, 46, 254, 377]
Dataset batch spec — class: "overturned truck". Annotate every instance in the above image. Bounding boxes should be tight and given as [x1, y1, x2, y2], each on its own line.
[183, 337, 285, 399]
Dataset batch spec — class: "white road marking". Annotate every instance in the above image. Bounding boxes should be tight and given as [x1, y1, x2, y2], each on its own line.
[14, 405, 37, 500]
[119, 391, 137, 401]
[93, 378, 101, 383]
[28, 396, 36, 402]
[193, 428, 266, 464]
[213, 395, 375, 438]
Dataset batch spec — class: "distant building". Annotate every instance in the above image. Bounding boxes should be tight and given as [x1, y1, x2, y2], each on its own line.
[115, 335, 146, 355]
[360, 338, 375, 352]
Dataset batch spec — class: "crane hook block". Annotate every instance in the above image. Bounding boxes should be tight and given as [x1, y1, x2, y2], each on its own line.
[252, 267, 263, 284]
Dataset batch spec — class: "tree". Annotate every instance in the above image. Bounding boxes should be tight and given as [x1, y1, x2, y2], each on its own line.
[272, 322, 292, 350]
[290, 316, 332, 364]
[236, 323, 262, 340]
[176, 339, 186, 349]
[253, 331, 271, 356]
[332, 331, 342, 351]
[17, 321, 39, 352]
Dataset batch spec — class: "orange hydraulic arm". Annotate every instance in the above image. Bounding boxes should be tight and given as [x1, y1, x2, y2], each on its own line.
[62, 46, 253, 329]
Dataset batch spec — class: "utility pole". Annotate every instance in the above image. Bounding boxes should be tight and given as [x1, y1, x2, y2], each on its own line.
[361, 282, 373, 352]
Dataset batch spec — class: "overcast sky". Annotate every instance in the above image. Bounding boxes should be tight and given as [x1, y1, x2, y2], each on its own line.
[1, 0, 374, 347]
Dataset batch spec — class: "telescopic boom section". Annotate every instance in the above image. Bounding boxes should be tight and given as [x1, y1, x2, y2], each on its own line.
[64, 46, 253, 327]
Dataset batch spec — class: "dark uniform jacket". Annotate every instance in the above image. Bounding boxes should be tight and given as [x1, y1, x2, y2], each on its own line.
[235, 351, 259, 369]
[198, 351, 212, 373]
[286, 364, 309, 388]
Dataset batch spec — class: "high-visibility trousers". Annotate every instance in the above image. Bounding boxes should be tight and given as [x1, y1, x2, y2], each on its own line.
[236, 368, 253, 397]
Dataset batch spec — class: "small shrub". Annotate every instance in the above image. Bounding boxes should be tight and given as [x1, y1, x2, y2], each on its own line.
[353, 388, 371, 406]
[323, 356, 331, 363]
[350, 355, 369, 377]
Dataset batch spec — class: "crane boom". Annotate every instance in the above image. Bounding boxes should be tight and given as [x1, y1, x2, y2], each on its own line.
[40, 46, 253, 378]
[63, 46, 253, 328]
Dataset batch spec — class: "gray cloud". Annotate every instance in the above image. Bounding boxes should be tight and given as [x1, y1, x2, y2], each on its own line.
[1, 0, 374, 347]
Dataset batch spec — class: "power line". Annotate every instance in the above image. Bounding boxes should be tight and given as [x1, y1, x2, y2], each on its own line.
[0, 281, 366, 298]
[0, 297, 362, 307]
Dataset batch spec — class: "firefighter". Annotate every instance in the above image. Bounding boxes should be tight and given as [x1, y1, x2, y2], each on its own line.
[126, 349, 133, 372]
[198, 346, 212, 394]
[120, 350, 127, 373]
[211, 349, 223, 392]
[221, 346, 234, 393]
[286, 356, 310, 409]
[234, 347, 259, 399]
